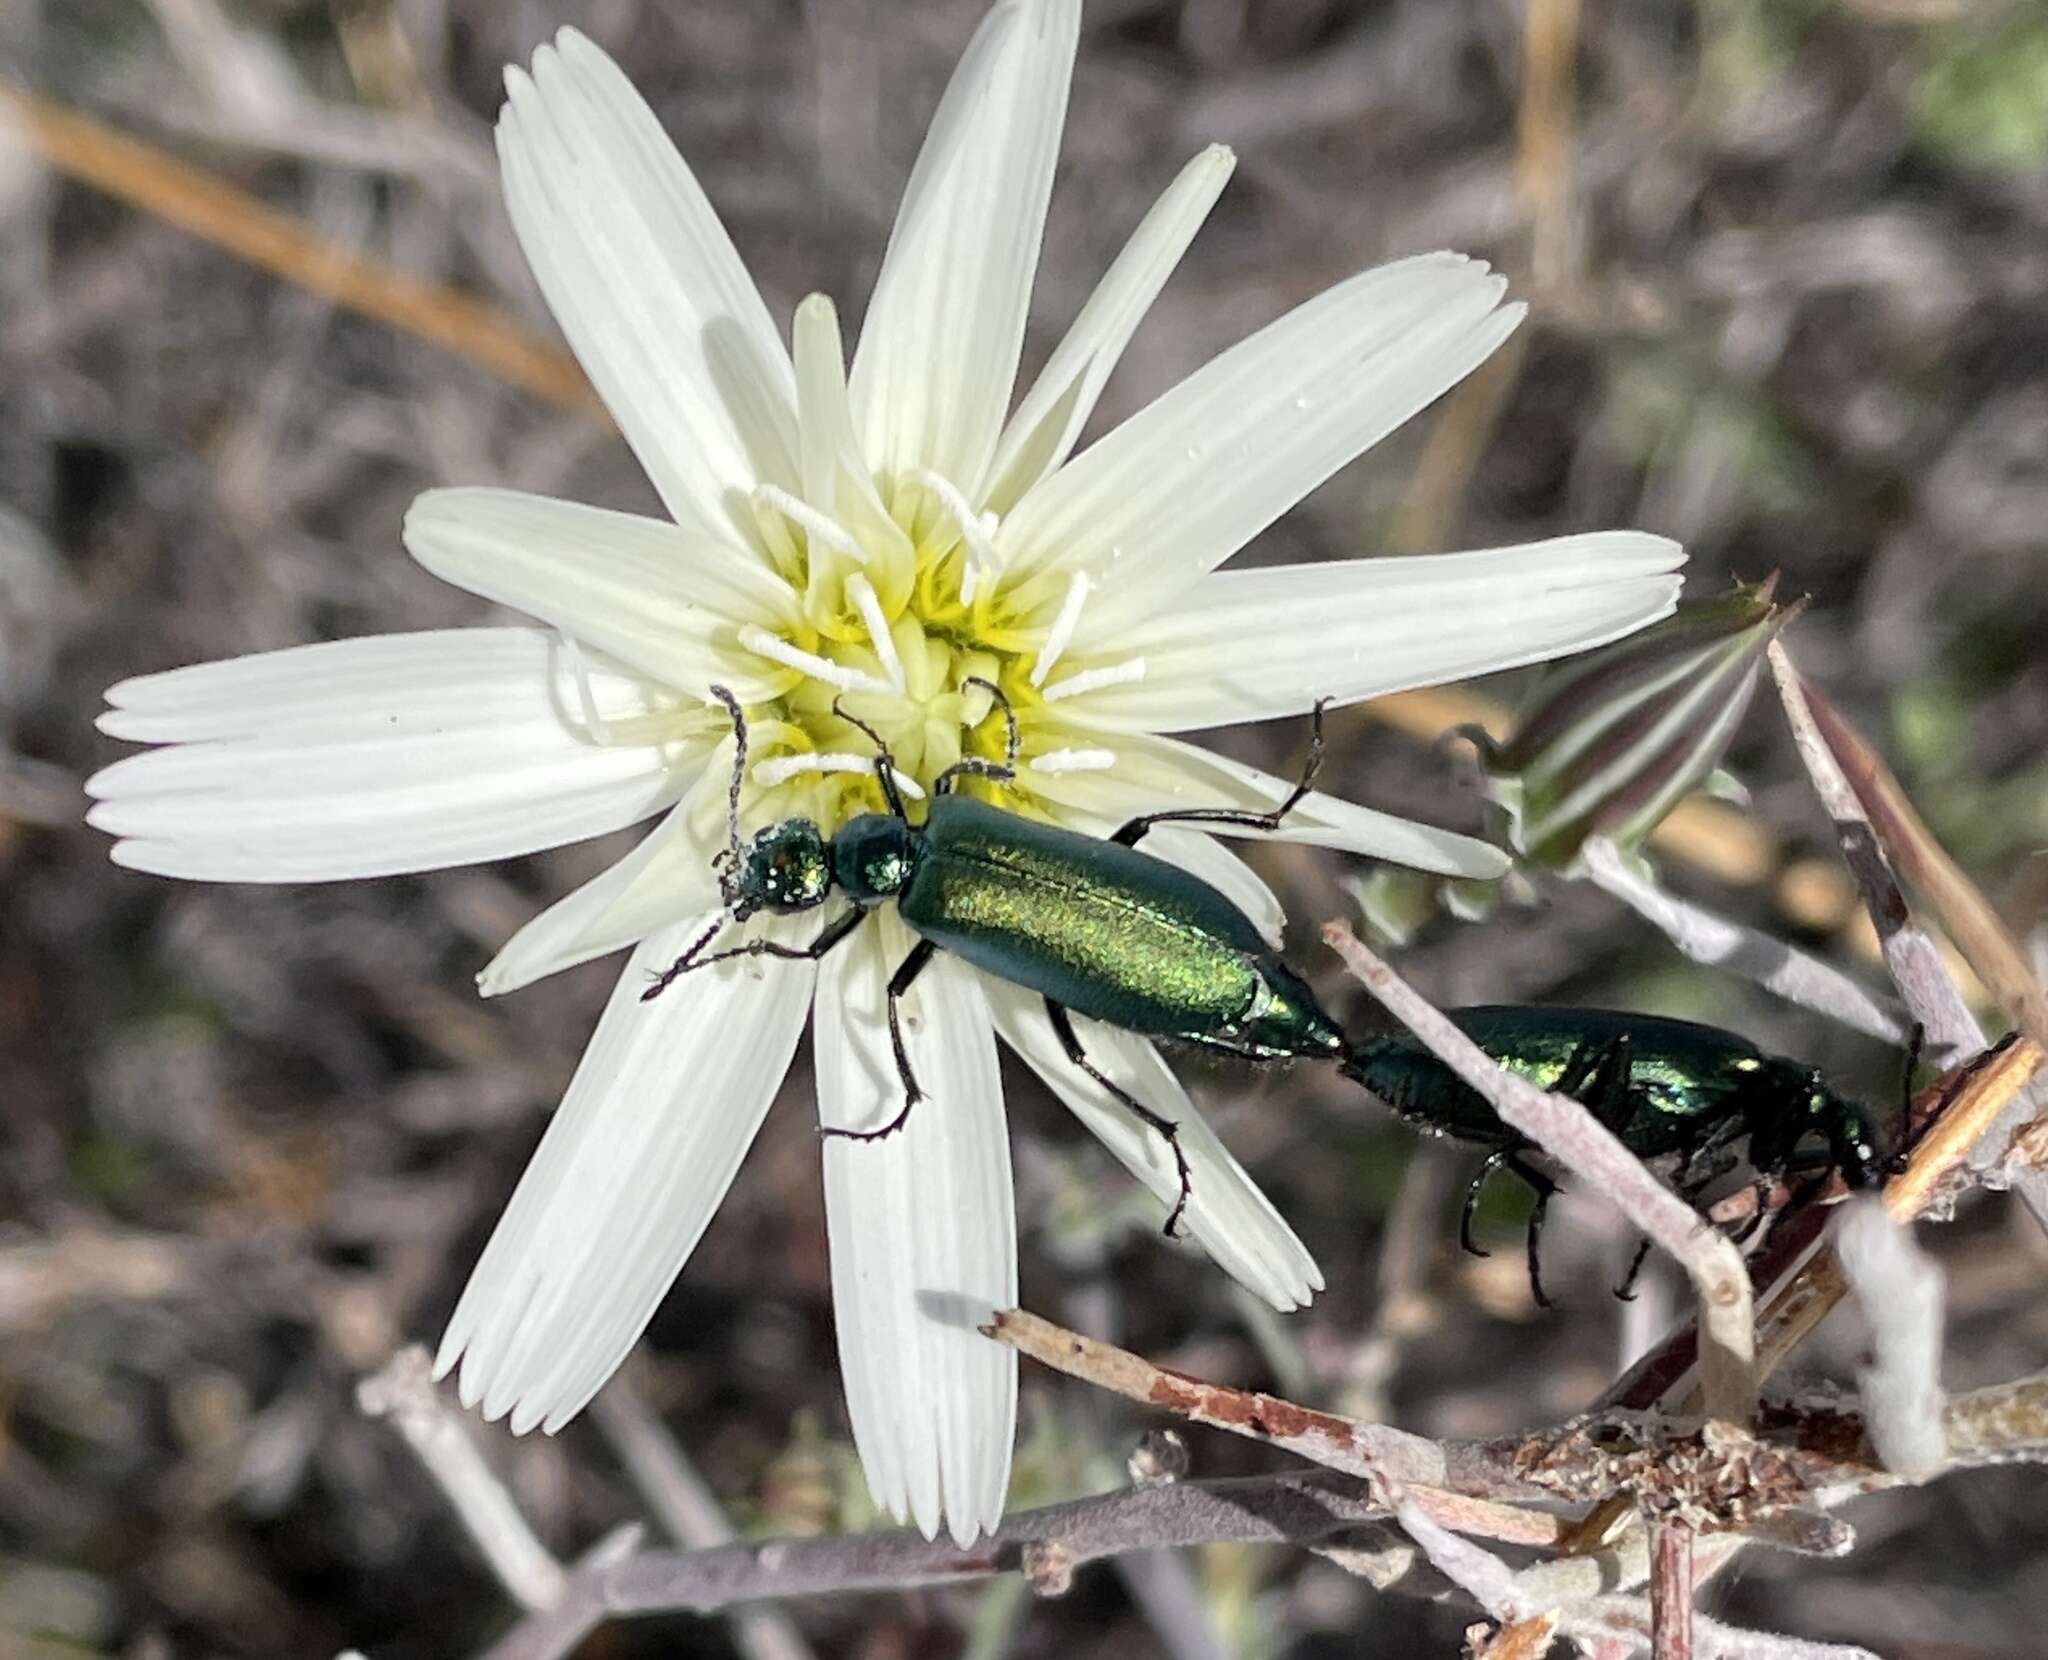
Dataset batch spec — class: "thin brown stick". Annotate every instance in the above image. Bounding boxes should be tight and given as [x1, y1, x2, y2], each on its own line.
[1799, 678, 2048, 1054]
[984, 1308, 1563, 1544]
[1650, 1522, 1695, 1660]
[0, 84, 602, 414]
[1516, 0, 1583, 290]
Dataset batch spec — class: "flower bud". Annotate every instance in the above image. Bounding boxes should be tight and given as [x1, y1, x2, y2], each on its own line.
[1482, 577, 1797, 870]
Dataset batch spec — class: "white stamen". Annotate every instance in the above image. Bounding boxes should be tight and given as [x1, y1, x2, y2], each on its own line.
[555, 631, 614, 745]
[845, 572, 906, 692]
[752, 753, 926, 800]
[1042, 655, 1147, 703]
[752, 484, 869, 566]
[906, 466, 1000, 577]
[1028, 748, 1118, 774]
[738, 625, 894, 695]
[1029, 570, 1091, 687]
[958, 509, 1002, 605]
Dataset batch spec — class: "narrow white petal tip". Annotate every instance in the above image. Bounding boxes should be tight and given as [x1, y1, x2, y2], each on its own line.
[797, 291, 838, 325]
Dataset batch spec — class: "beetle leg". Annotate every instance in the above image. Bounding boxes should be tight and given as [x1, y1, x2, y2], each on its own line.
[832, 697, 909, 819]
[936, 675, 1019, 796]
[1504, 1153, 1559, 1310]
[933, 756, 1016, 795]
[1045, 999, 1194, 1239]
[1109, 697, 1329, 848]
[821, 938, 936, 1145]
[1459, 1147, 1514, 1257]
[1548, 1034, 1631, 1124]
[1583, 1034, 1636, 1126]
[1614, 1238, 1654, 1302]
[642, 905, 866, 1003]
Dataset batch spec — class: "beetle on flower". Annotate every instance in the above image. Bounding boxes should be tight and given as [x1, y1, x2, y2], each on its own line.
[86, 1, 1685, 1545]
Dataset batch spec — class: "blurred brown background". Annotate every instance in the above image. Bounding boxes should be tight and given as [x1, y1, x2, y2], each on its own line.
[3, 1, 2046, 1656]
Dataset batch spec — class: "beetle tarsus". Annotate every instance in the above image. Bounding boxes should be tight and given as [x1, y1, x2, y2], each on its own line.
[935, 676, 1020, 796]
[820, 1093, 919, 1145]
[1460, 1148, 1513, 1258]
[1614, 1237, 1653, 1301]
[1502, 1153, 1559, 1310]
[1109, 695, 1328, 848]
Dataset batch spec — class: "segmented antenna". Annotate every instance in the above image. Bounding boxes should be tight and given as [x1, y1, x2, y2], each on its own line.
[707, 684, 747, 883]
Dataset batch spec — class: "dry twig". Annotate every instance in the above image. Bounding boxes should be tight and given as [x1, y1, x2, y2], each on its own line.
[356, 1346, 566, 1613]
[0, 85, 599, 413]
[1767, 641, 1983, 1060]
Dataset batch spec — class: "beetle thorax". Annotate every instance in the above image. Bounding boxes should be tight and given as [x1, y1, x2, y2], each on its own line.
[833, 813, 922, 903]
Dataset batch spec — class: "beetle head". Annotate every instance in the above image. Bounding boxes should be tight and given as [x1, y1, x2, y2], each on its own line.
[726, 818, 834, 916]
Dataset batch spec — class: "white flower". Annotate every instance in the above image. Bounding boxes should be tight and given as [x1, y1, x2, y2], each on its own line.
[85, 4, 1685, 1546]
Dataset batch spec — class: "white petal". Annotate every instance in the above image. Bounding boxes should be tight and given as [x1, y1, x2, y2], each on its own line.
[791, 295, 912, 563]
[1023, 725, 1508, 880]
[498, 30, 799, 544]
[981, 144, 1235, 516]
[996, 253, 1521, 637]
[436, 916, 814, 1434]
[1064, 532, 1686, 731]
[405, 488, 798, 699]
[984, 983, 1321, 1311]
[88, 630, 700, 881]
[817, 909, 1016, 1546]
[477, 796, 723, 996]
[849, 0, 1081, 499]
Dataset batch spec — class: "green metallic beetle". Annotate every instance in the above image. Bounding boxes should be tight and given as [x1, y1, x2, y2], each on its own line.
[642, 678, 1344, 1233]
[1344, 1006, 1887, 1305]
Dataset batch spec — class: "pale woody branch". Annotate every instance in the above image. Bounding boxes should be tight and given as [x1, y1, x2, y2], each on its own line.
[1766, 640, 1983, 1061]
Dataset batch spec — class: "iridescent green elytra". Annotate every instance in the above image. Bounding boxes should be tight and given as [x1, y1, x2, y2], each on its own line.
[643, 680, 1344, 1233]
[890, 796, 1342, 1061]
[1344, 1005, 1886, 1303]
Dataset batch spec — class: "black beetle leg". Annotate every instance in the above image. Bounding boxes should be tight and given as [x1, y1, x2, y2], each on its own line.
[935, 676, 1019, 796]
[1046, 999, 1193, 1239]
[1110, 697, 1329, 848]
[1548, 1034, 1631, 1122]
[822, 938, 936, 1145]
[1459, 1147, 1514, 1257]
[642, 905, 866, 1003]
[1583, 1035, 1636, 1127]
[1614, 1238, 1654, 1302]
[832, 697, 909, 819]
[1504, 1153, 1560, 1310]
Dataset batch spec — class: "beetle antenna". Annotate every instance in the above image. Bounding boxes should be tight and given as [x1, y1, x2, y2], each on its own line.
[706, 685, 747, 875]
[1901, 1020, 1925, 1122]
